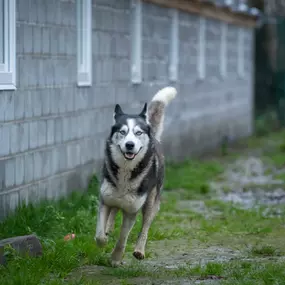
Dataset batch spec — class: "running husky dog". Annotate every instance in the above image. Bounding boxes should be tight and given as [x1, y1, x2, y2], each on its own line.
[95, 86, 177, 267]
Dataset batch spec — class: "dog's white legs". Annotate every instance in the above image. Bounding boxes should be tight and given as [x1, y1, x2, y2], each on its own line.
[105, 207, 119, 235]
[95, 201, 111, 247]
[133, 192, 160, 260]
[111, 211, 137, 267]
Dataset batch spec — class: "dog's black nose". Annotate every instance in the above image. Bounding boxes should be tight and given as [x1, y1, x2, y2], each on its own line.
[125, 141, 135, 150]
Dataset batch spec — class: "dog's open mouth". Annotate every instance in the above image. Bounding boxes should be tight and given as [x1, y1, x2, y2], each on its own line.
[124, 152, 136, 160]
[119, 147, 142, 161]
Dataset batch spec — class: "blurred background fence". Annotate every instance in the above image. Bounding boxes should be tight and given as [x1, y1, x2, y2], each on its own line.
[253, 0, 285, 134]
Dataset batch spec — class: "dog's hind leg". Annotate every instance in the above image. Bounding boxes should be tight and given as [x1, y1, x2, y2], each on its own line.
[105, 207, 119, 235]
[95, 200, 111, 247]
[111, 211, 137, 267]
[133, 189, 160, 260]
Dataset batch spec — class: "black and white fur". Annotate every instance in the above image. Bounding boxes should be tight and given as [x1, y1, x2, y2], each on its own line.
[95, 87, 177, 267]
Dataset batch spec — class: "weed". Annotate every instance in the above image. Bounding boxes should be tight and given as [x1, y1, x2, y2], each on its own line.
[250, 245, 281, 257]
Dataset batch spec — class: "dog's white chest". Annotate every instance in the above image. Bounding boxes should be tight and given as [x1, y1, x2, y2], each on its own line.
[100, 172, 147, 214]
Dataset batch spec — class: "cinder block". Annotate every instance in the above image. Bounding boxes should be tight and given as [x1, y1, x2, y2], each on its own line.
[15, 155, 25, 186]
[0, 125, 10, 157]
[50, 147, 59, 175]
[0, 160, 5, 192]
[37, 0, 47, 24]
[33, 151, 42, 181]
[50, 27, 58, 54]
[57, 28, 65, 55]
[58, 145, 67, 172]
[0, 92, 15, 122]
[24, 152, 34, 184]
[31, 90, 42, 117]
[19, 123, 29, 153]
[41, 150, 51, 178]
[38, 120, 47, 148]
[60, 1, 73, 26]
[29, 121, 39, 149]
[62, 117, 70, 142]
[54, 118, 63, 144]
[32, 26, 42, 54]
[24, 91, 33, 119]
[58, 89, 67, 114]
[10, 124, 19, 154]
[5, 158, 15, 188]
[46, 176, 61, 200]
[16, 24, 24, 55]
[37, 180, 48, 201]
[6, 191, 19, 212]
[23, 24, 33, 54]
[19, 186, 29, 206]
[99, 32, 112, 56]
[65, 87, 74, 112]
[14, 92, 25, 120]
[41, 27, 50, 54]
[0, 194, 6, 220]
[41, 89, 50, 115]
[65, 28, 76, 55]
[46, 119, 55, 146]
[18, 0, 31, 22]
[49, 88, 58, 115]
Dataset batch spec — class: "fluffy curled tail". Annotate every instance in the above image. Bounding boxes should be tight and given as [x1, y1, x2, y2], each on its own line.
[147, 86, 177, 141]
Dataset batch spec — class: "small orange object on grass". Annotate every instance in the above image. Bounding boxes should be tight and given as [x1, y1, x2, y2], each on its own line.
[64, 233, 76, 241]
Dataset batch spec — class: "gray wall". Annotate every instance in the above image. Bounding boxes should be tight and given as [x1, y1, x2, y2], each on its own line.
[0, 0, 254, 219]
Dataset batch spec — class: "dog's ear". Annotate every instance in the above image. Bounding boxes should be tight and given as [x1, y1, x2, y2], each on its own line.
[139, 103, 148, 121]
[114, 104, 124, 121]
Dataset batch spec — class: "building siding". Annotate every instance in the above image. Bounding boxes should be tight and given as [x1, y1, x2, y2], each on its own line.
[0, 0, 255, 219]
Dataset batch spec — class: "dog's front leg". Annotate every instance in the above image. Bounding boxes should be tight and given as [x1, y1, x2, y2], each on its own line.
[95, 199, 111, 247]
[133, 190, 160, 260]
[111, 211, 136, 267]
[105, 207, 119, 235]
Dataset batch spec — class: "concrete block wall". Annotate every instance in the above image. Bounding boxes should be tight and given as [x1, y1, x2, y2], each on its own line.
[0, 0, 255, 219]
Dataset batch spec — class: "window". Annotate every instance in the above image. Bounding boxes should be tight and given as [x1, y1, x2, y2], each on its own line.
[198, 17, 206, 80]
[0, 0, 16, 90]
[77, 0, 92, 86]
[169, 9, 179, 82]
[220, 22, 227, 78]
[131, 0, 142, 84]
[237, 27, 245, 78]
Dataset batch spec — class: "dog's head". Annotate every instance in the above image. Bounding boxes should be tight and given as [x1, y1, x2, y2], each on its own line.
[109, 103, 151, 161]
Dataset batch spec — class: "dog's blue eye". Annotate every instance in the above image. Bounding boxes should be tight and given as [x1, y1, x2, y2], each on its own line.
[136, 131, 142, 136]
[119, 130, 126, 135]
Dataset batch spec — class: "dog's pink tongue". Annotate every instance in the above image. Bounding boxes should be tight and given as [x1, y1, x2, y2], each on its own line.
[126, 153, 135, 159]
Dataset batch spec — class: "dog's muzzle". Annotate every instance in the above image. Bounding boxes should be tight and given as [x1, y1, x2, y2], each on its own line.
[119, 146, 142, 160]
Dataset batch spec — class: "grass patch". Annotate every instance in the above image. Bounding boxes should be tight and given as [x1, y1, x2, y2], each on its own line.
[164, 159, 223, 194]
[250, 245, 281, 257]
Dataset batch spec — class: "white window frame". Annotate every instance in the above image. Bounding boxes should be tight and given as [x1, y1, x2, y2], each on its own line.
[131, 0, 142, 84]
[0, 0, 16, 90]
[77, 0, 92, 87]
[198, 17, 206, 80]
[237, 27, 245, 78]
[220, 22, 227, 78]
[169, 9, 179, 82]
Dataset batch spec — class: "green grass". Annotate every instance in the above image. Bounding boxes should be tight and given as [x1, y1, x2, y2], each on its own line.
[164, 159, 224, 194]
[250, 245, 281, 257]
[1, 130, 285, 285]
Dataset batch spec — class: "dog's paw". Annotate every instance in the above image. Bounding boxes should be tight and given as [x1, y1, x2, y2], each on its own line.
[110, 260, 125, 267]
[133, 250, 145, 260]
[95, 235, 108, 247]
